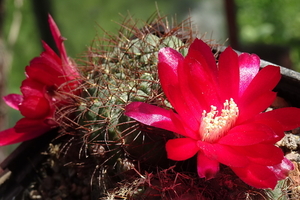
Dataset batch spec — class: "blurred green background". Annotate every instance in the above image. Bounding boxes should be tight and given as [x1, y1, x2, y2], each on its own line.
[1, 0, 300, 161]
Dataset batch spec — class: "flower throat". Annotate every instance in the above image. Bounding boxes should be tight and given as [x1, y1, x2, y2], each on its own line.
[199, 98, 239, 143]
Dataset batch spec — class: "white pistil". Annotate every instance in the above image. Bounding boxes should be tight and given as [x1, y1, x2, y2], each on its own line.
[199, 98, 239, 143]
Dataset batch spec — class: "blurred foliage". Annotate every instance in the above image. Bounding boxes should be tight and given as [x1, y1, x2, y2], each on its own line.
[236, 0, 300, 71]
[3, 0, 196, 92]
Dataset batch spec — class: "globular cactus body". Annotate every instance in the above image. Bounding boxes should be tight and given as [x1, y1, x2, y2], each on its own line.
[57, 15, 271, 200]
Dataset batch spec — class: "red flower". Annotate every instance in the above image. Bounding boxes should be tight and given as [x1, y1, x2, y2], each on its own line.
[125, 38, 300, 189]
[0, 15, 80, 146]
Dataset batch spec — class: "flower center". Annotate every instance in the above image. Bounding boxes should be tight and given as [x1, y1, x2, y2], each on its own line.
[199, 98, 239, 143]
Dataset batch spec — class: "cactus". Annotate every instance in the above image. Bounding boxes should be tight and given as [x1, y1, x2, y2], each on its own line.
[16, 13, 294, 200]
[70, 15, 194, 196]
[55, 14, 272, 199]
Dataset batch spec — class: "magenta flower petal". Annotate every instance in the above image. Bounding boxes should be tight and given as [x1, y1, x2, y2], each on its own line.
[236, 144, 284, 166]
[188, 38, 218, 76]
[14, 118, 52, 133]
[48, 14, 68, 64]
[238, 53, 260, 95]
[158, 47, 182, 102]
[180, 45, 221, 110]
[26, 55, 64, 86]
[158, 47, 183, 75]
[158, 47, 201, 131]
[232, 164, 278, 189]
[253, 117, 285, 143]
[239, 65, 281, 108]
[3, 94, 23, 110]
[158, 48, 200, 131]
[237, 91, 277, 124]
[48, 15, 80, 82]
[218, 46, 240, 100]
[197, 152, 220, 180]
[268, 157, 294, 180]
[256, 107, 300, 131]
[20, 79, 45, 98]
[165, 138, 198, 161]
[19, 96, 50, 119]
[162, 84, 200, 132]
[125, 102, 182, 134]
[197, 141, 249, 167]
[218, 123, 276, 146]
[169, 110, 199, 139]
[0, 127, 46, 146]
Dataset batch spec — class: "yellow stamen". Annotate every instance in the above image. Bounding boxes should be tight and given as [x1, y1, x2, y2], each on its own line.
[199, 98, 239, 143]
